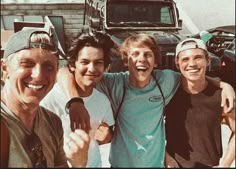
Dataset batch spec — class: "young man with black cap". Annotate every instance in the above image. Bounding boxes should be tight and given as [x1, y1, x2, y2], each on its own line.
[0, 28, 90, 168]
[165, 38, 235, 168]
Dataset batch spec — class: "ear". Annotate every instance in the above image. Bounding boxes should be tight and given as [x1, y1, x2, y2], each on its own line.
[1, 59, 7, 72]
[105, 64, 111, 72]
[68, 64, 76, 73]
[207, 56, 211, 66]
[1, 59, 9, 80]
[175, 58, 180, 70]
[154, 63, 158, 68]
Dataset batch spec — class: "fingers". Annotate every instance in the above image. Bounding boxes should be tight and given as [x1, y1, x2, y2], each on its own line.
[221, 94, 226, 107]
[68, 101, 91, 133]
[222, 99, 235, 113]
[66, 130, 90, 150]
[227, 99, 235, 113]
[99, 121, 109, 127]
[70, 122, 76, 132]
[65, 129, 90, 167]
[85, 118, 91, 134]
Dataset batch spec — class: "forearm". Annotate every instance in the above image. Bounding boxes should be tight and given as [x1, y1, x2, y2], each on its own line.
[57, 66, 80, 99]
[220, 112, 235, 167]
[220, 133, 235, 167]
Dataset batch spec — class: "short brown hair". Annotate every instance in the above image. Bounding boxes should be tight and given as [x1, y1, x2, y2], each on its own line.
[119, 33, 160, 65]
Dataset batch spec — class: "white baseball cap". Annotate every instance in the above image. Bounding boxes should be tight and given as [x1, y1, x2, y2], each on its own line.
[175, 38, 207, 57]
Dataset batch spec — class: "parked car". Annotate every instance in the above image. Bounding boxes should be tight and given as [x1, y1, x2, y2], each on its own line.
[191, 25, 235, 57]
[220, 39, 235, 90]
[83, 0, 184, 73]
[190, 25, 235, 78]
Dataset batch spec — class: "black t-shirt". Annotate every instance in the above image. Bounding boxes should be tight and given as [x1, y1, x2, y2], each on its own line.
[165, 83, 223, 168]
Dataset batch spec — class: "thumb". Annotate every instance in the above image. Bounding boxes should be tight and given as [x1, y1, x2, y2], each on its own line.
[99, 120, 109, 127]
[221, 94, 226, 107]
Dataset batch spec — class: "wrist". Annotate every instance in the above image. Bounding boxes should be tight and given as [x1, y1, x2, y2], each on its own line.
[65, 97, 84, 114]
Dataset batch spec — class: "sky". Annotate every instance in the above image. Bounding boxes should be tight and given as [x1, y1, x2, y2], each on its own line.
[175, 0, 235, 35]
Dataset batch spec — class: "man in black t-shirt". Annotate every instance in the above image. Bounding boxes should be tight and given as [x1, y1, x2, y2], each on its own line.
[165, 38, 235, 168]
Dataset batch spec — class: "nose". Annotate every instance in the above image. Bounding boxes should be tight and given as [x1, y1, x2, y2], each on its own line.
[88, 63, 96, 72]
[188, 58, 197, 66]
[138, 52, 146, 62]
[31, 65, 44, 80]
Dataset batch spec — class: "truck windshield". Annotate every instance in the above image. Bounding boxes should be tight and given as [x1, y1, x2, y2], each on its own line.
[106, 1, 175, 27]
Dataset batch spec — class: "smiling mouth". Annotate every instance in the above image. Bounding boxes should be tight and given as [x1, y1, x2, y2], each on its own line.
[187, 68, 200, 73]
[26, 84, 45, 90]
[136, 66, 148, 72]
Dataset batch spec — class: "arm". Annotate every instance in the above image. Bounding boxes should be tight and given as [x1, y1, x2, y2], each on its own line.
[57, 67, 91, 133]
[57, 66, 80, 99]
[217, 110, 235, 167]
[206, 76, 235, 113]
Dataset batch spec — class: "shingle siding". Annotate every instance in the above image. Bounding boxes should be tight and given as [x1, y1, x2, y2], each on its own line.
[1, 3, 85, 50]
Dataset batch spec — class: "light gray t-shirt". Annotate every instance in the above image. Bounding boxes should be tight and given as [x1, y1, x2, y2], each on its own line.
[40, 83, 114, 167]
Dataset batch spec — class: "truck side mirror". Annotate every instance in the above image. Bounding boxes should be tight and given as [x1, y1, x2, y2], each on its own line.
[178, 19, 182, 29]
[91, 17, 100, 29]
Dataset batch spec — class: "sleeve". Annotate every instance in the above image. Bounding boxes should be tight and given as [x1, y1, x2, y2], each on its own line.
[102, 99, 115, 127]
[96, 72, 119, 95]
[95, 72, 126, 115]
[153, 69, 181, 105]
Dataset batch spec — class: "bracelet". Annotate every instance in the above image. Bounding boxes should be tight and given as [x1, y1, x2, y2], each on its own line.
[65, 97, 84, 114]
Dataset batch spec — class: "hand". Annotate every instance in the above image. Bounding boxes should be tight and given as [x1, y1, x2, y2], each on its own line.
[221, 83, 235, 113]
[94, 121, 113, 144]
[64, 129, 90, 167]
[69, 102, 91, 133]
[165, 152, 179, 168]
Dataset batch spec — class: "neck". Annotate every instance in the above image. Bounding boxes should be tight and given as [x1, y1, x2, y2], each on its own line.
[181, 77, 208, 94]
[1, 90, 38, 130]
[129, 76, 151, 88]
[75, 83, 93, 97]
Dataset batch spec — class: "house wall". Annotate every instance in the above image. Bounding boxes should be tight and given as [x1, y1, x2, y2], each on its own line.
[1, 3, 85, 49]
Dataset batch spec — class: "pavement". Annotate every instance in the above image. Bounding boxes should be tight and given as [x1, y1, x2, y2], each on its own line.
[99, 124, 235, 168]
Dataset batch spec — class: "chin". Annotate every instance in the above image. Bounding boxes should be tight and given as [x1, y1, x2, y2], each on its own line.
[85, 82, 97, 87]
[187, 77, 201, 82]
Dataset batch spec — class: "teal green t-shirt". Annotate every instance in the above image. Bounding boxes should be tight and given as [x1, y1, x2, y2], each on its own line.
[96, 69, 180, 167]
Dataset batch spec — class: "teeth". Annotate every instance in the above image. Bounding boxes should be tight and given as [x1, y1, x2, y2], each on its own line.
[27, 84, 44, 90]
[187, 69, 199, 73]
[137, 66, 147, 70]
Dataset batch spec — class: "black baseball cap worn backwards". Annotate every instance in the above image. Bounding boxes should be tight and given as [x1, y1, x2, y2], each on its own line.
[3, 28, 67, 60]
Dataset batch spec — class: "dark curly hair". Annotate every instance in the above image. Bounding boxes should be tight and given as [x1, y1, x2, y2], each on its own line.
[67, 30, 114, 69]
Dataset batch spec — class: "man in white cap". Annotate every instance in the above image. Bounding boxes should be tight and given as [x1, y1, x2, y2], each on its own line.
[165, 38, 235, 168]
